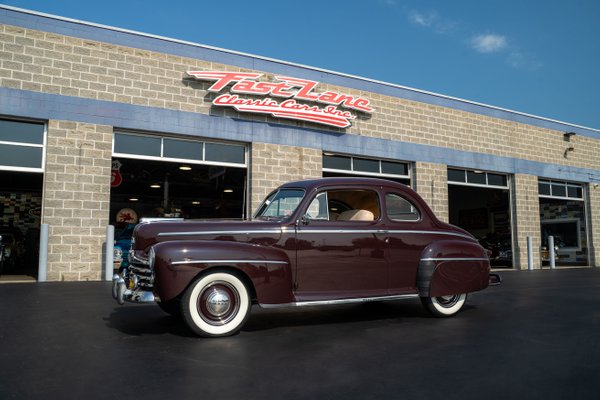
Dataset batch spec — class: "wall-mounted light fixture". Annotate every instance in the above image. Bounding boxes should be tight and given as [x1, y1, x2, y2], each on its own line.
[563, 131, 576, 142]
[563, 145, 575, 158]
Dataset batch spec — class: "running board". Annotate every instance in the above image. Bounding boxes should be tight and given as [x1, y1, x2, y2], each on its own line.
[260, 293, 420, 309]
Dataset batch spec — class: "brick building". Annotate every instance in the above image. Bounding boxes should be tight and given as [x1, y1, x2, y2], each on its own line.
[1, 5, 599, 281]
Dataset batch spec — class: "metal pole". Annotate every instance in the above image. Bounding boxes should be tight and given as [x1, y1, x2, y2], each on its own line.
[548, 235, 556, 269]
[38, 223, 49, 282]
[105, 225, 115, 281]
[527, 236, 534, 270]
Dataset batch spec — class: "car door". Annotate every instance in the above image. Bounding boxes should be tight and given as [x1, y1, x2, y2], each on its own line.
[384, 192, 430, 294]
[294, 188, 388, 301]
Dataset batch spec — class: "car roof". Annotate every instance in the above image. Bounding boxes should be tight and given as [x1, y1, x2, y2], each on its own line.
[279, 177, 412, 192]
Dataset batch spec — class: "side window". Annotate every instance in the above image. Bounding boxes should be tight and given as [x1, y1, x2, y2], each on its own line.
[386, 193, 420, 222]
[306, 192, 329, 220]
[305, 189, 380, 222]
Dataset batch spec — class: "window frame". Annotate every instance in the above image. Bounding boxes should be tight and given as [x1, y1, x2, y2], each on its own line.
[113, 131, 248, 168]
[0, 118, 46, 173]
[385, 192, 422, 223]
[323, 153, 411, 180]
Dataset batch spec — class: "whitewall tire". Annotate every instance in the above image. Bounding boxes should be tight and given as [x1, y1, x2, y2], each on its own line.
[421, 293, 467, 317]
[181, 272, 251, 337]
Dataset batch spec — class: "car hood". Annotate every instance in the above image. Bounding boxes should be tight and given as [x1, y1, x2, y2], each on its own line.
[132, 219, 285, 251]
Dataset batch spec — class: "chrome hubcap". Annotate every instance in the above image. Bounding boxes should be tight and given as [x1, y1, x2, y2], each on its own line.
[206, 288, 231, 317]
[197, 281, 240, 326]
[437, 295, 460, 307]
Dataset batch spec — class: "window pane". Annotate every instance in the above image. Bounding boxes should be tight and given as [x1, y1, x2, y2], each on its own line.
[255, 189, 305, 218]
[386, 193, 420, 222]
[0, 119, 44, 144]
[205, 142, 245, 164]
[551, 184, 567, 197]
[487, 173, 507, 187]
[467, 170, 487, 185]
[0, 144, 43, 168]
[381, 161, 408, 176]
[306, 192, 329, 220]
[538, 182, 551, 195]
[323, 154, 351, 170]
[114, 133, 161, 157]
[567, 186, 583, 199]
[163, 138, 203, 160]
[353, 158, 379, 173]
[447, 169, 466, 182]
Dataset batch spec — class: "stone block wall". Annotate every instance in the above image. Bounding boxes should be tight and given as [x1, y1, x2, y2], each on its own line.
[588, 185, 600, 266]
[250, 143, 321, 213]
[512, 174, 542, 269]
[1, 22, 600, 174]
[1, 18, 599, 276]
[413, 162, 449, 223]
[42, 121, 112, 281]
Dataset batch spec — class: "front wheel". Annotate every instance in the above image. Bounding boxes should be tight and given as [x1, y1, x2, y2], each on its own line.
[421, 293, 467, 317]
[181, 272, 251, 337]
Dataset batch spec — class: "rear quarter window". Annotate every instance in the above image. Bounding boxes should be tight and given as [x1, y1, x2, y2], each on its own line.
[386, 193, 420, 222]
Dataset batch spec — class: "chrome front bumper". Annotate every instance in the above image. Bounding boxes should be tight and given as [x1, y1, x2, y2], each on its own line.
[112, 274, 157, 304]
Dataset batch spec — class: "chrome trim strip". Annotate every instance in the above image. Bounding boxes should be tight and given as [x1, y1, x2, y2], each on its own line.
[259, 293, 419, 309]
[171, 259, 288, 266]
[387, 230, 474, 240]
[157, 228, 472, 239]
[296, 229, 473, 240]
[421, 257, 489, 262]
[157, 229, 282, 237]
[298, 229, 387, 234]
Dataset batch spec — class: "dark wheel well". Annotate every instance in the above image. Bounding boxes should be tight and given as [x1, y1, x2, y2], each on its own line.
[194, 266, 257, 303]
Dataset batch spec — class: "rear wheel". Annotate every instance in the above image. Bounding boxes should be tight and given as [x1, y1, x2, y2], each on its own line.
[181, 272, 251, 337]
[421, 293, 467, 317]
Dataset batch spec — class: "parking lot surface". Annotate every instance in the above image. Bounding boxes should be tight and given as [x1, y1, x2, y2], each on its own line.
[0, 268, 599, 400]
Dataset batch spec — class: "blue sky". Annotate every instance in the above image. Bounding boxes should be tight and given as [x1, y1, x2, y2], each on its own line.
[3, 0, 600, 129]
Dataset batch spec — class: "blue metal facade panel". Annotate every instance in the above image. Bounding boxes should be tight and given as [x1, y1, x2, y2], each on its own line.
[1, 87, 598, 183]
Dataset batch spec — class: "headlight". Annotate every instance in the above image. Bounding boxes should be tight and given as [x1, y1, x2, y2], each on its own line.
[148, 247, 155, 270]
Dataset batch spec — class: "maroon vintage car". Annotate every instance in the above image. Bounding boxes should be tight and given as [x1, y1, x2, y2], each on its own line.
[112, 177, 500, 337]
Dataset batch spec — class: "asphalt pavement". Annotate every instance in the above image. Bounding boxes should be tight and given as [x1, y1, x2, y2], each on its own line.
[0, 268, 599, 400]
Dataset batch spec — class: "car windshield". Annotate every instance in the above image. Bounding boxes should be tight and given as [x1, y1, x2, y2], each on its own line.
[254, 189, 305, 220]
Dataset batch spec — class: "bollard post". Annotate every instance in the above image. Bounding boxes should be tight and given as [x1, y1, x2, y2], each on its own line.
[548, 235, 556, 269]
[105, 225, 115, 281]
[38, 223, 49, 282]
[527, 236, 534, 270]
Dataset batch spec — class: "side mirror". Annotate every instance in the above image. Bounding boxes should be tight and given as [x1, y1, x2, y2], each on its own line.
[301, 215, 311, 225]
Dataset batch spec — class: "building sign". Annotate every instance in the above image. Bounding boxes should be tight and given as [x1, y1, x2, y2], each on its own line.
[186, 71, 374, 128]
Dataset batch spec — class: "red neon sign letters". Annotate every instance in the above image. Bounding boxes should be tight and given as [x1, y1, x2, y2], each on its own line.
[186, 71, 373, 128]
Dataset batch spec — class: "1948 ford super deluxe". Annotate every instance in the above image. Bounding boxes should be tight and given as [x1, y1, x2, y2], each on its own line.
[112, 177, 500, 337]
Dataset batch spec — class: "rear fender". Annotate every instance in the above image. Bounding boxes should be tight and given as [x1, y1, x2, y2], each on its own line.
[417, 240, 490, 297]
[151, 240, 293, 304]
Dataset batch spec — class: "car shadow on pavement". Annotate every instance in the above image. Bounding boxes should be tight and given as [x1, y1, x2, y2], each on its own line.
[105, 305, 195, 337]
[242, 300, 477, 332]
[105, 300, 478, 337]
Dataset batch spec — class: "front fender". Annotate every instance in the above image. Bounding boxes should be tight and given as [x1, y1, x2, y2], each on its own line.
[151, 240, 294, 304]
[417, 239, 490, 297]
